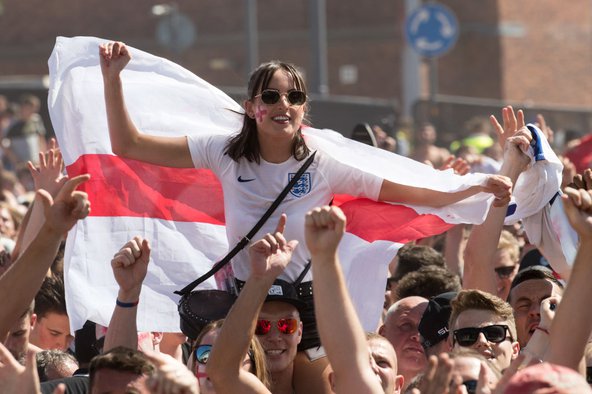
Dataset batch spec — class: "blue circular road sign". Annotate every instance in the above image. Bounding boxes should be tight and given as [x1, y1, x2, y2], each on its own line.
[405, 3, 459, 57]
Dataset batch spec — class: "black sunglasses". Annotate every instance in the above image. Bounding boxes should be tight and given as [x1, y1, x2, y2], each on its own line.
[494, 266, 516, 279]
[453, 324, 512, 347]
[255, 89, 306, 106]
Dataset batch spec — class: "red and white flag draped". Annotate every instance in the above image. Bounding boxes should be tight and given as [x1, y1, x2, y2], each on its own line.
[48, 36, 563, 332]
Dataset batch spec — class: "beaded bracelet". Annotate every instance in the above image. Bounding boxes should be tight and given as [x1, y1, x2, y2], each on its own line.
[116, 299, 139, 308]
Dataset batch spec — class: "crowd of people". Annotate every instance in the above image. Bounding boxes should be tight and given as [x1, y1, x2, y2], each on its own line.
[0, 40, 592, 394]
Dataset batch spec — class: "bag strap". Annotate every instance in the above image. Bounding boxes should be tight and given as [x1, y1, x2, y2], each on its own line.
[293, 260, 311, 287]
[175, 151, 317, 296]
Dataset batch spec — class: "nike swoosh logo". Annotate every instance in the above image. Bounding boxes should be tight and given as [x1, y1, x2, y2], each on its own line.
[237, 176, 256, 183]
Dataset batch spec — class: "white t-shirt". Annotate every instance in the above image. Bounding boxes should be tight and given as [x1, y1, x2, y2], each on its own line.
[187, 134, 383, 282]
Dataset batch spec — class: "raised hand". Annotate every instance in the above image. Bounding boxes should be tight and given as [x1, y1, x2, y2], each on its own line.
[99, 41, 131, 80]
[538, 295, 561, 333]
[144, 350, 198, 394]
[490, 106, 525, 149]
[491, 354, 526, 394]
[248, 214, 298, 280]
[502, 125, 533, 174]
[439, 155, 470, 175]
[562, 187, 592, 238]
[304, 206, 346, 257]
[0, 343, 40, 394]
[535, 113, 554, 144]
[559, 156, 577, 190]
[111, 236, 150, 298]
[567, 167, 592, 190]
[411, 353, 456, 394]
[37, 174, 91, 234]
[481, 175, 512, 207]
[27, 138, 67, 197]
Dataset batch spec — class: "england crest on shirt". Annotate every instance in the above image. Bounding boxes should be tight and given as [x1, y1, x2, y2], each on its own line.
[289, 172, 311, 197]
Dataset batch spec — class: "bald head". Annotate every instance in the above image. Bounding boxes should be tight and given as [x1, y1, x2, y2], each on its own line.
[385, 297, 428, 321]
[380, 296, 428, 388]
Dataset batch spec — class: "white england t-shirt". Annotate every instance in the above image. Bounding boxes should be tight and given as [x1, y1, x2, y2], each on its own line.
[187, 134, 382, 282]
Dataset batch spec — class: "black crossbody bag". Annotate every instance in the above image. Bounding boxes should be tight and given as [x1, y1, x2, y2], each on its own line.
[175, 152, 316, 339]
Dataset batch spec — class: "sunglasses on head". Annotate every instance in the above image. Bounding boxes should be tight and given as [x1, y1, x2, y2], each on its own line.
[255, 318, 299, 336]
[494, 266, 516, 279]
[453, 324, 511, 347]
[255, 89, 306, 106]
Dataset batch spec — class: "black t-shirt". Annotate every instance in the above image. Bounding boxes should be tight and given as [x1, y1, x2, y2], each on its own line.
[40, 375, 89, 394]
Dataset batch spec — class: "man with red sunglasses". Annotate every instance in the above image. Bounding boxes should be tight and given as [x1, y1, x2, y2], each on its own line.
[208, 216, 308, 394]
[255, 279, 304, 393]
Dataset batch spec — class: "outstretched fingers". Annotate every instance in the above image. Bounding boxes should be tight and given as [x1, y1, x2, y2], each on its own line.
[59, 174, 90, 196]
[503, 106, 517, 137]
[491, 106, 526, 149]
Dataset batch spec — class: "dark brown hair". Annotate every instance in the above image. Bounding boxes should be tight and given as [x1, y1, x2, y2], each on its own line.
[89, 346, 155, 388]
[34, 274, 67, 318]
[395, 265, 460, 301]
[225, 61, 310, 163]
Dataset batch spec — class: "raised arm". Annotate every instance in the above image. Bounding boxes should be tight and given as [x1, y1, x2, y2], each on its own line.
[99, 42, 193, 168]
[0, 175, 90, 339]
[463, 108, 531, 293]
[0, 342, 41, 394]
[15, 140, 67, 260]
[544, 187, 592, 370]
[207, 215, 296, 394]
[378, 174, 511, 208]
[103, 236, 150, 352]
[305, 206, 383, 394]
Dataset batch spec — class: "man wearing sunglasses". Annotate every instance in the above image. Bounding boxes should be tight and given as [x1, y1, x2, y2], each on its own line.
[449, 289, 520, 371]
[255, 279, 305, 393]
[207, 218, 311, 394]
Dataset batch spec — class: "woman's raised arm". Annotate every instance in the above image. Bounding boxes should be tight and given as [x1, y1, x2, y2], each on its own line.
[100, 41, 194, 168]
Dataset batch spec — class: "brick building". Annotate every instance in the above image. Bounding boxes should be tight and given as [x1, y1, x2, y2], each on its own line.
[0, 0, 590, 141]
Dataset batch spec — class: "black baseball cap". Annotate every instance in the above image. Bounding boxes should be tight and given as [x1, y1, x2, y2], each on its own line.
[265, 279, 306, 312]
[418, 291, 457, 350]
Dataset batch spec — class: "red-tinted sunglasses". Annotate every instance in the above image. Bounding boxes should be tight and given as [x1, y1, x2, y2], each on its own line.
[255, 318, 299, 336]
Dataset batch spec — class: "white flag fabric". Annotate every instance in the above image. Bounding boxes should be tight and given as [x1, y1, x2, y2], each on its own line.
[48, 36, 564, 333]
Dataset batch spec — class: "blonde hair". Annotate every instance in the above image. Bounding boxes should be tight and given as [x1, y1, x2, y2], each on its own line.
[450, 290, 517, 340]
[497, 230, 520, 263]
[192, 319, 271, 389]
